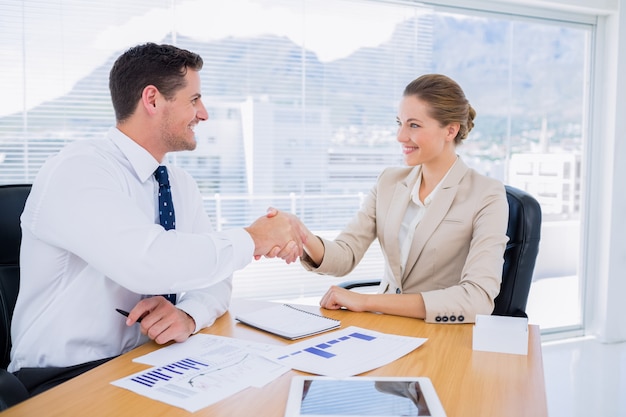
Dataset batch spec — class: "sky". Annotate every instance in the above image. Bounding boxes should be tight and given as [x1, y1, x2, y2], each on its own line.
[0, 0, 420, 116]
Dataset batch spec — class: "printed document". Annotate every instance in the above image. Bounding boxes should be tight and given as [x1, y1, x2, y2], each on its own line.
[133, 333, 281, 366]
[265, 326, 427, 377]
[111, 334, 289, 412]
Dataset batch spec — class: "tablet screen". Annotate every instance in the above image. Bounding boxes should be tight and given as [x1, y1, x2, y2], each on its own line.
[285, 376, 446, 417]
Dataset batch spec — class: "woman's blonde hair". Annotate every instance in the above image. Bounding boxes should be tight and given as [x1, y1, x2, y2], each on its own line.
[403, 74, 475, 145]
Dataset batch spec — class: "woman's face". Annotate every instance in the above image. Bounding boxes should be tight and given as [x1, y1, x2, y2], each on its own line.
[396, 95, 457, 167]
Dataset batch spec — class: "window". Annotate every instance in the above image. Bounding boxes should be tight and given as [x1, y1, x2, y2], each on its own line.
[0, 0, 593, 336]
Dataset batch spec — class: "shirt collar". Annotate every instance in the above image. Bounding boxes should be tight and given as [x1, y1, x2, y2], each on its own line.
[108, 127, 161, 183]
[410, 156, 459, 205]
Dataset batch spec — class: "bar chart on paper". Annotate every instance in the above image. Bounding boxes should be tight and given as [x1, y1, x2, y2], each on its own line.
[129, 358, 211, 388]
[280, 331, 377, 359]
[269, 326, 427, 377]
[111, 349, 289, 412]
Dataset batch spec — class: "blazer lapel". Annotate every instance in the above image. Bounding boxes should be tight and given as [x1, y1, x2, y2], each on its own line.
[402, 158, 469, 281]
[383, 167, 421, 284]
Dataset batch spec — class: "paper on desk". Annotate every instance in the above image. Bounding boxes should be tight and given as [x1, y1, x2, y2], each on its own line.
[134, 333, 282, 366]
[472, 314, 529, 355]
[111, 334, 290, 412]
[264, 325, 427, 377]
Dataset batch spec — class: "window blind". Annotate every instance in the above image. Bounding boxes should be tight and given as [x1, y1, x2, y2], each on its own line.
[0, 0, 591, 330]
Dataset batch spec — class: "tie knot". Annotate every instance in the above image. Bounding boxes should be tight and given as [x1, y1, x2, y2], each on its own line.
[154, 166, 170, 187]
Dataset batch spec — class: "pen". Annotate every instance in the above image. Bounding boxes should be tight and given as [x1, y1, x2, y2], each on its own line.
[116, 308, 142, 323]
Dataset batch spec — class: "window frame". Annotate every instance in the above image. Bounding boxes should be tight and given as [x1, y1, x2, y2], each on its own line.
[2, 0, 618, 341]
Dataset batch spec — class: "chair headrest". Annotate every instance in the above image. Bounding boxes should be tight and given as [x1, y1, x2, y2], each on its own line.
[505, 185, 542, 244]
[0, 185, 32, 266]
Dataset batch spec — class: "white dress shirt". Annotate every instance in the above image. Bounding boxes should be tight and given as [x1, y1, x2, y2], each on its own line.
[9, 127, 254, 372]
[398, 159, 456, 275]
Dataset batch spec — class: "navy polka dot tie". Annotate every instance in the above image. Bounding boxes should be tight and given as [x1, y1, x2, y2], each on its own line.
[154, 166, 177, 304]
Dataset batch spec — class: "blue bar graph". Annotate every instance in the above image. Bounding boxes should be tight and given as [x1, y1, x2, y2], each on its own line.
[130, 357, 210, 388]
[304, 347, 336, 358]
[278, 331, 378, 361]
[349, 332, 376, 341]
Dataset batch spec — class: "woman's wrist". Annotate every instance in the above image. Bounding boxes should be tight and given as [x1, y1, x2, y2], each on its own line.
[304, 234, 324, 266]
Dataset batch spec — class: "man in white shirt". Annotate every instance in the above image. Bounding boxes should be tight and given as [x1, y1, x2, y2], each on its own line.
[9, 42, 305, 396]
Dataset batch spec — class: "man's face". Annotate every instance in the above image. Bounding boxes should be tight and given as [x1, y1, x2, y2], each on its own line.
[159, 69, 208, 153]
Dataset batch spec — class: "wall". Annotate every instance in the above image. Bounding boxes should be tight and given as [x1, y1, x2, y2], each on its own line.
[592, 1, 626, 342]
[440, 0, 625, 341]
[520, 0, 625, 342]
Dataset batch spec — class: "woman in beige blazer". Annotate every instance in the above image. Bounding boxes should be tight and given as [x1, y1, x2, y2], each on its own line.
[275, 74, 508, 323]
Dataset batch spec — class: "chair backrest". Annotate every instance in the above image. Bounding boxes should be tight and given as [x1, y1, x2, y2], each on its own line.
[0, 184, 31, 369]
[492, 185, 542, 317]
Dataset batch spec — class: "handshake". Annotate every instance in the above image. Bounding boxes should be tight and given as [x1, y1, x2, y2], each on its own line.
[244, 207, 311, 264]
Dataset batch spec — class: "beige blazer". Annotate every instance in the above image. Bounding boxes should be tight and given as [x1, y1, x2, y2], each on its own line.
[302, 157, 509, 323]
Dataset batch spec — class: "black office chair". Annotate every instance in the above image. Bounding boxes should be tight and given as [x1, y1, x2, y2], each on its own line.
[339, 185, 542, 318]
[0, 184, 32, 410]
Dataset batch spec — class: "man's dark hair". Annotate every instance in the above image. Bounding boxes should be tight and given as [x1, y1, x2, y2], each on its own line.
[109, 43, 204, 122]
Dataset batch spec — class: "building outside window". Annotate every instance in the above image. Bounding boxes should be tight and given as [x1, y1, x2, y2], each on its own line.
[0, 0, 593, 337]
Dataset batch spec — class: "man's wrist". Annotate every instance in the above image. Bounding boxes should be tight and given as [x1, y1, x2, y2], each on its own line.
[184, 311, 197, 335]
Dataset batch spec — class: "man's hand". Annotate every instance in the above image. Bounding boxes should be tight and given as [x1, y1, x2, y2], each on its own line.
[259, 207, 324, 265]
[245, 208, 308, 264]
[124, 296, 196, 344]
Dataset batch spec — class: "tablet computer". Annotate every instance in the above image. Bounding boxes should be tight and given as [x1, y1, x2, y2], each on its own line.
[284, 376, 447, 417]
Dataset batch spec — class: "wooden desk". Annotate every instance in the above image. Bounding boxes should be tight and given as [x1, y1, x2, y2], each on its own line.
[1, 299, 547, 417]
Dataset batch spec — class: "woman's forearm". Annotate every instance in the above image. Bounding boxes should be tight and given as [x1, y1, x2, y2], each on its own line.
[363, 293, 426, 319]
[303, 233, 325, 266]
